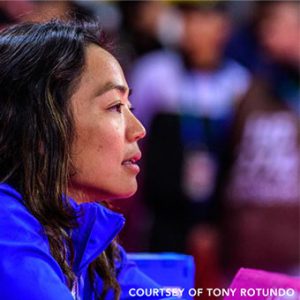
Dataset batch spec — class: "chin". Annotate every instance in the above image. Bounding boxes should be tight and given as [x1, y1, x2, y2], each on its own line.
[117, 189, 138, 200]
[112, 182, 138, 200]
[68, 177, 139, 202]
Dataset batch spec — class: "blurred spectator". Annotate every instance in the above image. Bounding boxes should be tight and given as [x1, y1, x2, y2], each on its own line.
[81, 1, 121, 32]
[118, 1, 164, 57]
[0, 0, 92, 26]
[226, 0, 300, 114]
[0, 0, 34, 26]
[26, 1, 93, 22]
[0, 0, 93, 26]
[117, 1, 182, 72]
[223, 0, 300, 278]
[129, 0, 251, 292]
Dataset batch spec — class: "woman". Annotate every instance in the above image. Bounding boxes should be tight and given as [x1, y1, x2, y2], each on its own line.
[0, 20, 163, 300]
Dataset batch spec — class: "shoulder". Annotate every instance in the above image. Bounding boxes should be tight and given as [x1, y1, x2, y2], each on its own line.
[0, 184, 72, 299]
[221, 59, 251, 84]
[217, 59, 252, 99]
[131, 50, 182, 82]
[0, 183, 45, 239]
[0, 183, 54, 261]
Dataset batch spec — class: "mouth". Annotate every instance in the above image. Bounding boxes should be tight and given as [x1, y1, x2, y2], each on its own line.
[122, 151, 142, 164]
[122, 152, 142, 173]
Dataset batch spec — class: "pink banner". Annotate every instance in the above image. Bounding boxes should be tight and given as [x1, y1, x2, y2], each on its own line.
[224, 268, 300, 300]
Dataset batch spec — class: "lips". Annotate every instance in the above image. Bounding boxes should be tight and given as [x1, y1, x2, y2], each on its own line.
[121, 152, 142, 175]
[122, 152, 142, 165]
[122, 160, 136, 165]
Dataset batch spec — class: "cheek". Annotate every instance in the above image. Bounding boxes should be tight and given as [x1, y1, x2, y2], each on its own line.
[69, 118, 136, 200]
[75, 119, 124, 168]
[96, 120, 123, 153]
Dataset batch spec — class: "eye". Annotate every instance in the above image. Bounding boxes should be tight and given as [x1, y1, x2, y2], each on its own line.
[109, 103, 124, 113]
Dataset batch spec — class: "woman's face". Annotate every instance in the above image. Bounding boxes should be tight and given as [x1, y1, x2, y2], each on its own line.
[68, 45, 146, 203]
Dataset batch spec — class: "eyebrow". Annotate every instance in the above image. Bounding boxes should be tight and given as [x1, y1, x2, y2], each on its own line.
[96, 82, 132, 97]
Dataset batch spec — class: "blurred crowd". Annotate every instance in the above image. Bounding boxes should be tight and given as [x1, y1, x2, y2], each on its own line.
[1, 0, 299, 296]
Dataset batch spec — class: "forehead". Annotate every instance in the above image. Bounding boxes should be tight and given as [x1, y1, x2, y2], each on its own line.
[81, 44, 126, 88]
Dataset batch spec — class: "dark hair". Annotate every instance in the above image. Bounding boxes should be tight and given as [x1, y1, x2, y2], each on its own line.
[0, 20, 120, 299]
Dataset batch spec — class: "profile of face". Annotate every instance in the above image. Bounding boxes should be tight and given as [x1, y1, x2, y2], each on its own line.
[68, 45, 146, 203]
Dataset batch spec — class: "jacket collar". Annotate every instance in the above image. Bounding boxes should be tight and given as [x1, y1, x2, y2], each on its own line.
[0, 184, 125, 275]
[69, 199, 125, 274]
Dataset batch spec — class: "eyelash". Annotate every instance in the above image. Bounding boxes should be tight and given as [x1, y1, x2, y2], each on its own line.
[111, 103, 124, 113]
[110, 103, 135, 114]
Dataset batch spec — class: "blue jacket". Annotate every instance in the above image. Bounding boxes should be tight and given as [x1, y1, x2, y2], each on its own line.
[0, 184, 166, 300]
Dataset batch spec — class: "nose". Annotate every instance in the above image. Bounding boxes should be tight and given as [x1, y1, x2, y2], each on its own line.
[127, 112, 146, 142]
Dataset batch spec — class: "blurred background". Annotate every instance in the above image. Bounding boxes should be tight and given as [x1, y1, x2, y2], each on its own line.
[1, 0, 299, 298]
